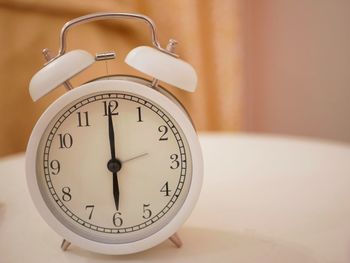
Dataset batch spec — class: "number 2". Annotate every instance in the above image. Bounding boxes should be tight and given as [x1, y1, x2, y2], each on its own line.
[158, 125, 168, 141]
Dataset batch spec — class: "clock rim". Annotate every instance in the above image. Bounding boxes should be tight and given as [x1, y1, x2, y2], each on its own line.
[26, 79, 203, 255]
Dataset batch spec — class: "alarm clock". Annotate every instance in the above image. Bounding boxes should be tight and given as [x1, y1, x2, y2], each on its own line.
[26, 13, 203, 255]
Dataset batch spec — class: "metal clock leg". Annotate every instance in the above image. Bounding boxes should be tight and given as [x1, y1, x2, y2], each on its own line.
[169, 232, 182, 248]
[61, 239, 71, 251]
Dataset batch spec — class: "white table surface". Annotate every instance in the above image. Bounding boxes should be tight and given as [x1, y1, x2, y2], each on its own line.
[1, 133, 350, 263]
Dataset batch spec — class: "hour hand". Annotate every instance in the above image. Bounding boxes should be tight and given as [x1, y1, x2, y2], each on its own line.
[107, 159, 122, 210]
[113, 172, 119, 210]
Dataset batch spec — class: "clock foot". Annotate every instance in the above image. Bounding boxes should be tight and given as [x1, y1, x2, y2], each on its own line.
[169, 232, 182, 248]
[61, 239, 71, 251]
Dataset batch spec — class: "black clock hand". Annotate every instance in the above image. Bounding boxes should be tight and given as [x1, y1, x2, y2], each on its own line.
[108, 105, 116, 160]
[107, 105, 121, 211]
[112, 171, 119, 211]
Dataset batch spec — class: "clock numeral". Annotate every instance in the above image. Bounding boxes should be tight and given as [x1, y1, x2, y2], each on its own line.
[103, 100, 119, 116]
[62, 187, 71, 202]
[170, 154, 180, 169]
[158, 125, 169, 141]
[137, 106, 143, 122]
[50, 160, 61, 175]
[113, 212, 123, 227]
[77, 111, 90, 127]
[160, 182, 171, 197]
[142, 204, 152, 219]
[58, 133, 73, 149]
[85, 205, 95, 220]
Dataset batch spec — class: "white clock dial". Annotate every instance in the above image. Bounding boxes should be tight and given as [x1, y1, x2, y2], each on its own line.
[35, 90, 192, 244]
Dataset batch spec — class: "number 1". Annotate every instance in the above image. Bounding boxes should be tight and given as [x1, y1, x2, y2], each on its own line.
[137, 106, 143, 122]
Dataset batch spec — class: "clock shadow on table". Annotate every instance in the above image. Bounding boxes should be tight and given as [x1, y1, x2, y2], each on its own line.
[64, 227, 318, 262]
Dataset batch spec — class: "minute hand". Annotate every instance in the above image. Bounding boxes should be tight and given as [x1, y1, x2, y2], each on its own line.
[108, 106, 116, 159]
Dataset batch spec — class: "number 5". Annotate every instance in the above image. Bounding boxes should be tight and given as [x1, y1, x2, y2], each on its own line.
[142, 204, 152, 219]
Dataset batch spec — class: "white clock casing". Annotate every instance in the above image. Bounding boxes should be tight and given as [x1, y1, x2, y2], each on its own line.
[26, 78, 203, 255]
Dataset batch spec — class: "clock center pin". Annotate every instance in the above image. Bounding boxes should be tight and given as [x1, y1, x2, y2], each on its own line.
[107, 159, 122, 173]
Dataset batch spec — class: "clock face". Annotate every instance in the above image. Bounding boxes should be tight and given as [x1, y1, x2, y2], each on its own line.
[35, 88, 193, 244]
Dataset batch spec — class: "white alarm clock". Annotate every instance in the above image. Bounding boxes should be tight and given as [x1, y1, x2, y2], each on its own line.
[26, 13, 203, 255]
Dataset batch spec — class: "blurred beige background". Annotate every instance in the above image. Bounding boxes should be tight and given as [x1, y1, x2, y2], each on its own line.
[1, 0, 349, 157]
[244, 0, 350, 143]
[0, 0, 242, 157]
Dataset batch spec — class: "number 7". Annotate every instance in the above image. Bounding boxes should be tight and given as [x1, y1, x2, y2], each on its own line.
[85, 205, 95, 220]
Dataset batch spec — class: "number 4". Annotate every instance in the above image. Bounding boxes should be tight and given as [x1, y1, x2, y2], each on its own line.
[160, 182, 171, 196]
